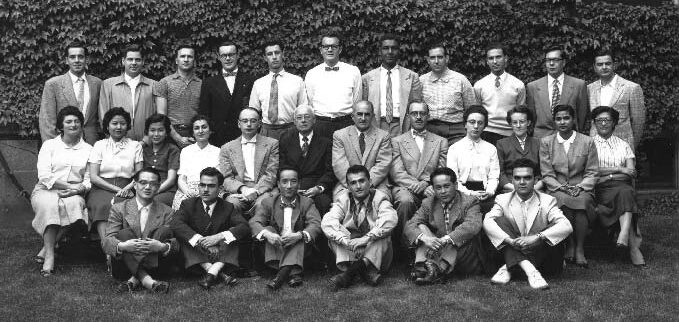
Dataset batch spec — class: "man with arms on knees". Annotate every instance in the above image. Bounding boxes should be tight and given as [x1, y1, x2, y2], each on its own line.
[526, 46, 589, 138]
[404, 167, 485, 285]
[99, 44, 158, 141]
[250, 40, 307, 140]
[199, 42, 256, 147]
[420, 43, 476, 146]
[588, 51, 646, 150]
[473, 43, 526, 146]
[103, 167, 177, 293]
[171, 167, 250, 290]
[362, 33, 423, 137]
[322, 165, 397, 291]
[483, 158, 572, 289]
[249, 167, 322, 290]
[155, 44, 202, 148]
[390, 102, 447, 257]
[304, 33, 362, 139]
[40, 41, 102, 145]
[332, 100, 392, 200]
[218, 107, 279, 213]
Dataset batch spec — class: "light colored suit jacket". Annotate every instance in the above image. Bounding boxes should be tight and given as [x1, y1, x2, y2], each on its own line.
[102, 198, 177, 257]
[483, 191, 573, 249]
[217, 134, 279, 195]
[539, 132, 599, 192]
[587, 75, 646, 148]
[99, 74, 157, 141]
[332, 125, 392, 188]
[362, 66, 423, 133]
[390, 131, 447, 187]
[321, 189, 397, 243]
[526, 74, 589, 138]
[39, 73, 102, 145]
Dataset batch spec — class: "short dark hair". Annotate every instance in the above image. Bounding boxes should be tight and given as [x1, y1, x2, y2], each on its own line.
[190, 114, 212, 135]
[463, 105, 488, 125]
[176, 44, 196, 57]
[263, 40, 284, 53]
[509, 158, 539, 176]
[277, 166, 299, 181]
[379, 33, 400, 46]
[66, 41, 87, 56]
[506, 105, 535, 125]
[545, 45, 567, 60]
[122, 44, 143, 58]
[102, 107, 132, 135]
[593, 50, 614, 62]
[144, 113, 171, 135]
[427, 43, 447, 55]
[200, 167, 225, 186]
[218, 41, 238, 53]
[134, 167, 161, 182]
[346, 165, 370, 182]
[55, 106, 84, 134]
[485, 42, 507, 57]
[591, 106, 620, 128]
[240, 107, 262, 120]
[552, 104, 576, 119]
[430, 167, 457, 184]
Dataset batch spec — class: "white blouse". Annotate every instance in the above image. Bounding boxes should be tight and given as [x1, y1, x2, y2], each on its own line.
[37, 137, 92, 190]
[447, 136, 500, 194]
[177, 143, 220, 182]
[88, 137, 143, 178]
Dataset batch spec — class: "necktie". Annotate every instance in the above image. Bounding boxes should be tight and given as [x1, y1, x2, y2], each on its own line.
[359, 132, 365, 155]
[204, 203, 210, 217]
[223, 71, 237, 77]
[325, 66, 339, 71]
[353, 202, 369, 234]
[140, 206, 148, 233]
[495, 75, 501, 89]
[76, 78, 85, 110]
[268, 73, 279, 124]
[301, 135, 309, 157]
[385, 70, 393, 123]
[443, 202, 451, 234]
[551, 79, 560, 113]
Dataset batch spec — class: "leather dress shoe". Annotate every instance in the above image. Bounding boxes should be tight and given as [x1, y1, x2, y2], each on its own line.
[288, 274, 303, 288]
[360, 268, 382, 286]
[415, 262, 440, 285]
[198, 273, 219, 290]
[40, 269, 55, 277]
[266, 272, 289, 291]
[219, 272, 238, 287]
[116, 280, 137, 293]
[151, 281, 170, 294]
[409, 269, 426, 281]
[329, 272, 352, 291]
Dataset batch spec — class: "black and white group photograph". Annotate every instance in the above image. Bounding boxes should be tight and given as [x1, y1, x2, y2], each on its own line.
[0, 0, 678, 320]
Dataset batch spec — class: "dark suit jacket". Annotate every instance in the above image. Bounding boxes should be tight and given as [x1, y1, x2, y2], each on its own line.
[249, 194, 322, 241]
[198, 72, 255, 147]
[39, 73, 102, 145]
[404, 192, 482, 247]
[171, 197, 250, 243]
[526, 74, 589, 138]
[495, 136, 541, 188]
[279, 129, 335, 191]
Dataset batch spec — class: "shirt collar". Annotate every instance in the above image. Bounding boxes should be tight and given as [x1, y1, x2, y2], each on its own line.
[355, 126, 369, 137]
[222, 68, 238, 75]
[68, 71, 86, 83]
[512, 191, 538, 205]
[548, 73, 564, 86]
[124, 73, 141, 83]
[489, 71, 506, 81]
[411, 128, 427, 138]
[380, 65, 400, 73]
[515, 134, 527, 143]
[601, 74, 618, 88]
[202, 200, 217, 212]
[299, 131, 314, 141]
[170, 71, 199, 82]
[557, 131, 576, 144]
[428, 68, 452, 82]
[323, 62, 341, 69]
[461, 136, 482, 148]
[58, 136, 86, 150]
[280, 196, 298, 208]
[240, 134, 258, 144]
[269, 69, 286, 77]
[135, 197, 151, 211]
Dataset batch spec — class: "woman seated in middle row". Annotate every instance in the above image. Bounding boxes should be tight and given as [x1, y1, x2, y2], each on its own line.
[496, 105, 543, 193]
[142, 113, 179, 206]
[447, 105, 500, 212]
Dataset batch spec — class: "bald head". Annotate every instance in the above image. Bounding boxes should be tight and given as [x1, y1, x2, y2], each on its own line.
[293, 104, 315, 134]
[352, 100, 374, 132]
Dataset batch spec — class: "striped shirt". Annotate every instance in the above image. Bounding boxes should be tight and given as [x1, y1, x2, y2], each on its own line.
[593, 134, 634, 168]
[155, 72, 202, 126]
[420, 69, 476, 123]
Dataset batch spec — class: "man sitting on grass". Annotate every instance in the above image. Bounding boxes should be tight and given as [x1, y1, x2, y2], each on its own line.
[483, 158, 572, 289]
[249, 167, 322, 290]
[171, 167, 250, 290]
[322, 165, 398, 291]
[102, 167, 177, 294]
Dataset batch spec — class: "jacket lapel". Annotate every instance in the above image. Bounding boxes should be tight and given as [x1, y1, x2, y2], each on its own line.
[231, 141, 246, 182]
[209, 200, 228, 233]
[561, 76, 574, 105]
[348, 129, 363, 162]
[369, 71, 381, 119]
[362, 128, 377, 164]
[272, 196, 285, 229]
[507, 196, 524, 235]
[399, 68, 412, 118]
[590, 81, 602, 107]
[216, 75, 231, 100]
[60, 75, 79, 107]
[524, 196, 540, 234]
[253, 135, 266, 180]
[416, 134, 434, 176]
[124, 200, 142, 237]
[142, 201, 160, 238]
[402, 133, 420, 166]
[609, 80, 625, 107]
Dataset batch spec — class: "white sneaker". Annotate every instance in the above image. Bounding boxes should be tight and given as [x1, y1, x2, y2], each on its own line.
[527, 270, 549, 290]
[491, 265, 511, 285]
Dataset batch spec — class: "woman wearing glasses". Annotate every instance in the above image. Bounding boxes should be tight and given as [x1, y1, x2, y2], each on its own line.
[591, 106, 646, 268]
[446, 105, 500, 212]
[539, 104, 599, 268]
[495, 105, 543, 193]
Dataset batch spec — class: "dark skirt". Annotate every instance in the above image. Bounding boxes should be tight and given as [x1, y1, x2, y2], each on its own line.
[595, 180, 638, 228]
[550, 189, 596, 223]
[87, 177, 131, 223]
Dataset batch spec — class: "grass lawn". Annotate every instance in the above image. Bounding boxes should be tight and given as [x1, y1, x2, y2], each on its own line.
[1, 198, 678, 322]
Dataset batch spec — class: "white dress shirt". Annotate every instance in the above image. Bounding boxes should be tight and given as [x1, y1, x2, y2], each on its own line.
[380, 65, 401, 117]
[124, 73, 141, 119]
[304, 61, 362, 117]
[446, 136, 500, 194]
[222, 68, 237, 93]
[177, 143, 220, 182]
[249, 70, 308, 124]
[299, 131, 314, 149]
[411, 129, 425, 153]
[557, 131, 576, 154]
[599, 74, 618, 107]
[68, 71, 90, 118]
[241, 135, 257, 182]
[547, 73, 565, 106]
[136, 198, 151, 232]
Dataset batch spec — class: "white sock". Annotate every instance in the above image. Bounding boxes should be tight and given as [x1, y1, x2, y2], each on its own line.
[127, 276, 140, 287]
[518, 260, 538, 275]
[140, 275, 155, 290]
[207, 262, 224, 276]
[200, 262, 212, 272]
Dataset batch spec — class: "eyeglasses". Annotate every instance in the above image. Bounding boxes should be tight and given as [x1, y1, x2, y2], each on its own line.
[321, 45, 340, 51]
[136, 180, 160, 187]
[544, 58, 564, 64]
[198, 183, 219, 188]
[239, 118, 259, 124]
[409, 111, 429, 117]
[594, 118, 613, 125]
[353, 112, 372, 118]
[511, 120, 528, 126]
[295, 115, 314, 121]
[219, 53, 237, 59]
[466, 119, 484, 126]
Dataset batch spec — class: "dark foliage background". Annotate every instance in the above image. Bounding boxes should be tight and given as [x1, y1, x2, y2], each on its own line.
[1, 0, 677, 138]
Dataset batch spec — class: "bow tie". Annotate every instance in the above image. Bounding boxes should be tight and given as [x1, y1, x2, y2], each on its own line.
[223, 71, 237, 77]
[325, 66, 339, 71]
[280, 199, 297, 209]
[241, 141, 256, 145]
[413, 130, 427, 138]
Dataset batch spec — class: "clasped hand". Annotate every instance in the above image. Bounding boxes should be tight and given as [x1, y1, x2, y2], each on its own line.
[120, 238, 166, 255]
[264, 231, 302, 248]
[346, 236, 370, 257]
[506, 235, 540, 251]
[559, 185, 582, 197]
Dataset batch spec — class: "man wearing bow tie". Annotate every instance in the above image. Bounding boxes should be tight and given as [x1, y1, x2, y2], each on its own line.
[420, 44, 477, 146]
[249, 167, 322, 290]
[361, 34, 423, 137]
[389, 102, 447, 258]
[172, 167, 250, 290]
[40, 41, 102, 145]
[304, 34, 362, 139]
[199, 42, 256, 147]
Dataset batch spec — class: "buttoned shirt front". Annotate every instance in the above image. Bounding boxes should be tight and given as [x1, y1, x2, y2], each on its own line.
[156, 72, 202, 125]
[223, 68, 238, 93]
[68, 71, 90, 118]
[241, 135, 257, 182]
[420, 69, 476, 123]
[599, 74, 618, 107]
[250, 70, 308, 125]
[593, 134, 634, 168]
[379, 65, 401, 117]
[547, 73, 565, 106]
[304, 61, 362, 117]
